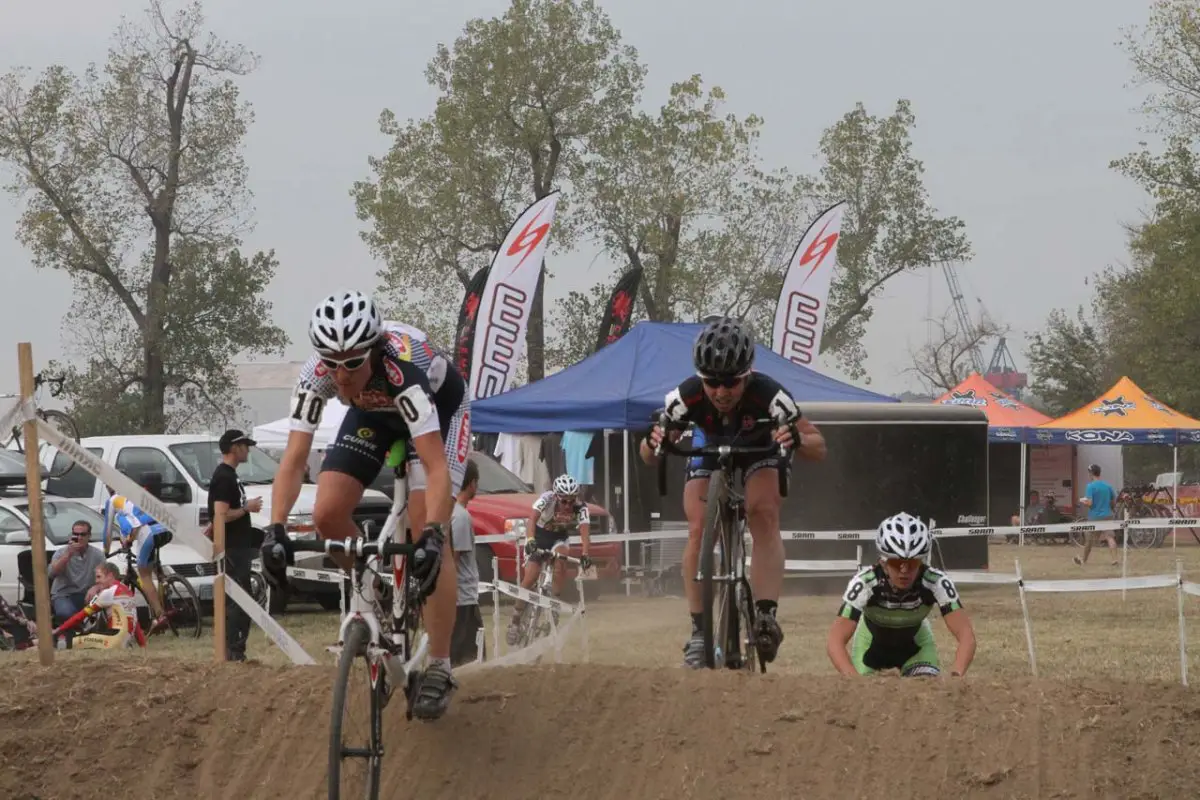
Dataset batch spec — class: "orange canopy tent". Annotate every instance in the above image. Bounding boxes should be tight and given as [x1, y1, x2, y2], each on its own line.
[1032, 377, 1200, 446]
[935, 373, 1051, 442]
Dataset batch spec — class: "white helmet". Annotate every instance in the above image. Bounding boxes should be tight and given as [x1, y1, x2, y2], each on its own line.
[309, 290, 383, 355]
[876, 512, 931, 560]
[553, 474, 579, 496]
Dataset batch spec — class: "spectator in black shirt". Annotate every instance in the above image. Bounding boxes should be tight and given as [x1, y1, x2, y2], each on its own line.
[209, 429, 263, 661]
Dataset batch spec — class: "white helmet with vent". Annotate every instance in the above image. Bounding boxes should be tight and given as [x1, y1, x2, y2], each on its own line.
[309, 289, 384, 355]
[553, 474, 580, 496]
[875, 512, 932, 560]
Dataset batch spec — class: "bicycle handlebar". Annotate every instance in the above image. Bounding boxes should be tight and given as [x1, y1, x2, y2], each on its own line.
[291, 537, 415, 559]
[648, 411, 790, 499]
[527, 546, 582, 566]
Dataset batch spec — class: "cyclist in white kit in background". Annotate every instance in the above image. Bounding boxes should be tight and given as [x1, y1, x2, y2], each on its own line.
[261, 289, 471, 721]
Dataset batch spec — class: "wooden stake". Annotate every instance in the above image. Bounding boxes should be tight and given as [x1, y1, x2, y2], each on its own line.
[212, 511, 226, 663]
[18, 343, 54, 666]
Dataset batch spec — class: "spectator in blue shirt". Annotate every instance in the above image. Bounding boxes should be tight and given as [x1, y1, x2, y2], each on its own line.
[1074, 463, 1119, 567]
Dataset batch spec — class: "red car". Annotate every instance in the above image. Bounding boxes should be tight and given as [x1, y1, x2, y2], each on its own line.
[366, 451, 622, 592]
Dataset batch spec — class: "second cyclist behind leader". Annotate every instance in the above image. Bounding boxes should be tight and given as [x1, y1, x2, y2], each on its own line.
[641, 317, 827, 669]
[505, 474, 594, 645]
[263, 289, 470, 721]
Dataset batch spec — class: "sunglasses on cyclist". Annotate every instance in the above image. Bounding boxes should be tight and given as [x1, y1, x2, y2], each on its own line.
[320, 353, 370, 372]
[883, 557, 922, 570]
[701, 374, 745, 389]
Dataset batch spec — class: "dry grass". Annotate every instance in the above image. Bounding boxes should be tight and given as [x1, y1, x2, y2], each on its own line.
[12, 541, 1200, 686]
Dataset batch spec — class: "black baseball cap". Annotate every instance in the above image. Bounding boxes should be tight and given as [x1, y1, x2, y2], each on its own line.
[219, 429, 257, 453]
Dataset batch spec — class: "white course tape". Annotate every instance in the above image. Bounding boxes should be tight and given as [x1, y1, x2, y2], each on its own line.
[34, 419, 214, 561]
[1022, 574, 1178, 594]
[946, 570, 1020, 585]
[0, 397, 36, 436]
[225, 574, 315, 665]
[1183, 582, 1200, 598]
[492, 580, 579, 616]
[746, 557, 859, 572]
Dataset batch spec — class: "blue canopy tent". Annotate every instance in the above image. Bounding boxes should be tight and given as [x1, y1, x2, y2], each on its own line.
[472, 321, 896, 434]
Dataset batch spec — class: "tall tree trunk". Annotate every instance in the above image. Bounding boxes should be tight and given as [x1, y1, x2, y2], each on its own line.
[527, 262, 546, 383]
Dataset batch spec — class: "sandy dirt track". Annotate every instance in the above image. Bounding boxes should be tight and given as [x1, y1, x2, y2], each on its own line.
[3, 658, 1200, 800]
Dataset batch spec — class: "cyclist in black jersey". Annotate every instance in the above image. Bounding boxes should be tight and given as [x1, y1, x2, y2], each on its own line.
[640, 317, 827, 669]
[827, 512, 976, 678]
[263, 289, 468, 720]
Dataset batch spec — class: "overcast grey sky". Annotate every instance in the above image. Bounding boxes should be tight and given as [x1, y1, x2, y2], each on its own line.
[0, 0, 1153, 398]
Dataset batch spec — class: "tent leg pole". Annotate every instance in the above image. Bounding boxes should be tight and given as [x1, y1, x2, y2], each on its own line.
[1019, 442, 1027, 547]
[604, 429, 612, 530]
[623, 430, 631, 597]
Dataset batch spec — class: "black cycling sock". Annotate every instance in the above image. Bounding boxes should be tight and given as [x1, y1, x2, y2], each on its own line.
[690, 613, 703, 634]
[755, 600, 778, 618]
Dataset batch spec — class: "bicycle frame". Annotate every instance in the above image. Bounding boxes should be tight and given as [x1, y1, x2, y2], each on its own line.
[325, 468, 428, 698]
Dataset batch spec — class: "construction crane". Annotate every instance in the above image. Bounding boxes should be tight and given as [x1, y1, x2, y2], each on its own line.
[936, 260, 1028, 396]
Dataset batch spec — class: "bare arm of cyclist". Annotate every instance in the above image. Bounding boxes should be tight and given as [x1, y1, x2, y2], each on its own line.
[795, 418, 826, 462]
[826, 616, 858, 675]
[271, 429, 313, 526]
[411, 429, 452, 525]
[943, 608, 976, 676]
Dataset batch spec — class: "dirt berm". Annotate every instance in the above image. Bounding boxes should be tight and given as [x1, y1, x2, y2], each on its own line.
[2, 660, 1198, 799]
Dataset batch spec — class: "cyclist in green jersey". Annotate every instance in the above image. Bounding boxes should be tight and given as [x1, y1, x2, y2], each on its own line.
[827, 512, 976, 678]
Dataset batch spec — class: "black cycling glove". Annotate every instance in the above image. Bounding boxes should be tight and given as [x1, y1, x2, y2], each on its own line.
[410, 522, 445, 598]
[260, 522, 294, 592]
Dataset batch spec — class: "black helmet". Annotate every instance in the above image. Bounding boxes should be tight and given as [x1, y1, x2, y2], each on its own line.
[693, 317, 755, 379]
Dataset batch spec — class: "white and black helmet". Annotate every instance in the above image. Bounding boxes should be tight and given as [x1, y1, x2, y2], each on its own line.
[553, 474, 580, 496]
[875, 512, 932, 560]
[309, 289, 384, 355]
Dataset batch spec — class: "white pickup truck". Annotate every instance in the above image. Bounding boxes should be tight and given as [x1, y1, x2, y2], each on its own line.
[38, 434, 393, 609]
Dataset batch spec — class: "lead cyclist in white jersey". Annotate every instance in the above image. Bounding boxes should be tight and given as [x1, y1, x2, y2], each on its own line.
[262, 289, 471, 721]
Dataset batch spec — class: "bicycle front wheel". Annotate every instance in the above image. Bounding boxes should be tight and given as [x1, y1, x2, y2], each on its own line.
[699, 471, 734, 670]
[329, 619, 383, 800]
[158, 575, 203, 639]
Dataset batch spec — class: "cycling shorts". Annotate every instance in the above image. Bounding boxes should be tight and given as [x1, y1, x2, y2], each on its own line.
[531, 526, 570, 559]
[684, 429, 788, 483]
[322, 402, 471, 494]
[134, 525, 171, 568]
[851, 618, 941, 676]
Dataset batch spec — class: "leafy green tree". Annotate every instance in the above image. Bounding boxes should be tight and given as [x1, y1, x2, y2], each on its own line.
[1112, 0, 1200, 215]
[578, 75, 804, 344]
[357, 0, 645, 379]
[1025, 306, 1115, 417]
[0, 1, 286, 434]
[811, 100, 972, 378]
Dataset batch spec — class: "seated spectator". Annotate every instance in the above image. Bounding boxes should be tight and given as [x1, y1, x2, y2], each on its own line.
[53, 563, 144, 650]
[48, 520, 105, 639]
[0, 568, 38, 651]
[1011, 490, 1047, 527]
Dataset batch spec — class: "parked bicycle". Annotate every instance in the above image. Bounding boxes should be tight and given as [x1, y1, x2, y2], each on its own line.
[290, 459, 428, 800]
[1, 372, 81, 479]
[510, 544, 582, 649]
[652, 411, 790, 673]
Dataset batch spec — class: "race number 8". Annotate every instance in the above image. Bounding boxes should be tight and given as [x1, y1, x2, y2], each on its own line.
[941, 578, 957, 599]
[846, 581, 864, 602]
[292, 391, 324, 426]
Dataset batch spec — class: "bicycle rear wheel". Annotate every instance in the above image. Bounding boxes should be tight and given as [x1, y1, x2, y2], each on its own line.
[699, 471, 735, 670]
[158, 575, 203, 639]
[329, 619, 383, 800]
[39, 410, 80, 478]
